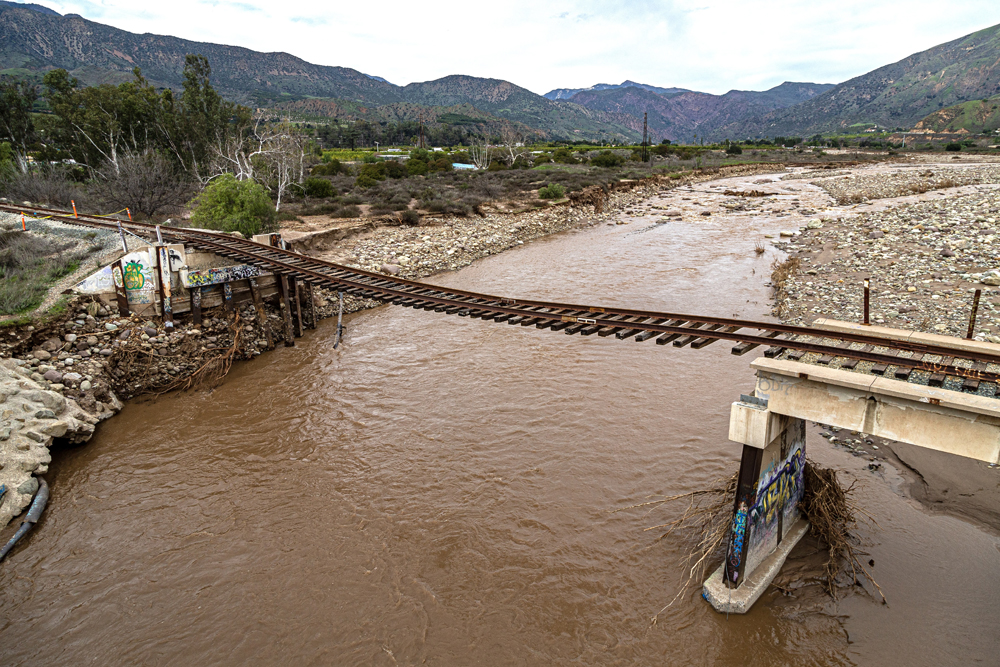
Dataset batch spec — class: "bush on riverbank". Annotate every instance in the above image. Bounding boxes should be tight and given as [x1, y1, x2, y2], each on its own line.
[189, 174, 277, 237]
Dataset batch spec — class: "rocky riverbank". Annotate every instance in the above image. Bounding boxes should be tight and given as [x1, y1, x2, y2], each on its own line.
[771, 172, 1000, 340]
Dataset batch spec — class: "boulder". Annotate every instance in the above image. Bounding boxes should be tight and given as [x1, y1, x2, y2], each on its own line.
[0, 364, 103, 529]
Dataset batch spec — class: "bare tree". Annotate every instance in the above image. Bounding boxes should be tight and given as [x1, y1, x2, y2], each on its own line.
[499, 128, 529, 167]
[469, 137, 492, 170]
[208, 114, 309, 211]
[91, 149, 189, 218]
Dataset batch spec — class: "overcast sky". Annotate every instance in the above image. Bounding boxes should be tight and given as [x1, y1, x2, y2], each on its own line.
[20, 0, 1000, 95]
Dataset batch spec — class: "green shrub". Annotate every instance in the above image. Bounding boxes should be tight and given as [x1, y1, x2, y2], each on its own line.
[725, 143, 743, 155]
[276, 210, 303, 222]
[303, 177, 335, 198]
[383, 160, 408, 179]
[400, 209, 420, 226]
[533, 153, 552, 164]
[429, 157, 454, 172]
[356, 163, 387, 188]
[487, 161, 507, 171]
[552, 147, 577, 164]
[945, 143, 962, 152]
[333, 205, 361, 218]
[189, 174, 277, 237]
[407, 159, 428, 176]
[591, 150, 625, 168]
[537, 183, 566, 199]
[311, 159, 344, 176]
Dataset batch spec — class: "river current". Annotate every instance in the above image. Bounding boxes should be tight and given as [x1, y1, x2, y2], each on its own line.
[1, 173, 998, 665]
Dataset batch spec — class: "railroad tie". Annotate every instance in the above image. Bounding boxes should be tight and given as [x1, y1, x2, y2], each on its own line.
[692, 325, 741, 349]
[763, 334, 795, 358]
[839, 345, 872, 370]
[730, 330, 780, 355]
[928, 357, 955, 387]
[674, 323, 719, 348]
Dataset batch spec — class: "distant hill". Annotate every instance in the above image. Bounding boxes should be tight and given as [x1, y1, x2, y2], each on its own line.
[718, 23, 1000, 139]
[544, 80, 691, 100]
[398, 75, 638, 141]
[0, 3, 403, 104]
[0, 4, 638, 141]
[568, 82, 834, 142]
[911, 96, 1000, 134]
[0, 1, 59, 17]
[273, 98, 542, 138]
[5, 2, 1000, 144]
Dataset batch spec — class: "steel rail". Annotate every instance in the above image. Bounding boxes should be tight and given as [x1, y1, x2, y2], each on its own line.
[6, 203, 1000, 385]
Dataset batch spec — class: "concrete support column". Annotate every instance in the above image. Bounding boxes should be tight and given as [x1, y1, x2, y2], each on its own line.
[703, 396, 809, 613]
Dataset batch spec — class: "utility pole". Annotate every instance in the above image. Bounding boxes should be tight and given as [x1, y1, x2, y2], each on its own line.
[642, 112, 648, 163]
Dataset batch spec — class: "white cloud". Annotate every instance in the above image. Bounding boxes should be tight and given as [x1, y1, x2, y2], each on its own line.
[18, 0, 1000, 95]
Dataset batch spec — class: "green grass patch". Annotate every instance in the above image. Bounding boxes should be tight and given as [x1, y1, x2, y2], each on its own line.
[0, 231, 86, 316]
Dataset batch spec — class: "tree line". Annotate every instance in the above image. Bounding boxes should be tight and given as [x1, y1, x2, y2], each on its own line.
[0, 55, 313, 220]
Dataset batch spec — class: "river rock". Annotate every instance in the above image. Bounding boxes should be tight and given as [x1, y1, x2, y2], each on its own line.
[42, 370, 63, 383]
[65, 334, 77, 343]
[31, 349, 51, 361]
[62, 373, 82, 384]
[0, 360, 100, 529]
[381, 263, 401, 275]
[868, 230, 884, 239]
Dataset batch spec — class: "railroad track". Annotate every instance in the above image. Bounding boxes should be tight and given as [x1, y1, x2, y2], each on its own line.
[5, 203, 1000, 391]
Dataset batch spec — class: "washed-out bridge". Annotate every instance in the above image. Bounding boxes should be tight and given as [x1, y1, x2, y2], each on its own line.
[8, 203, 1000, 613]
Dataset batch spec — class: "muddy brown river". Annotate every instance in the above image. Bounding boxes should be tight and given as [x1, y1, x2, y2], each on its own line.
[1, 173, 998, 665]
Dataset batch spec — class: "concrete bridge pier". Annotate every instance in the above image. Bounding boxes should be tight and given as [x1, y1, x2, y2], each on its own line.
[702, 396, 810, 614]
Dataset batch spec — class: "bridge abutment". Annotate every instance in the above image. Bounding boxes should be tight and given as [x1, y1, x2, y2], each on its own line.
[703, 397, 809, 613]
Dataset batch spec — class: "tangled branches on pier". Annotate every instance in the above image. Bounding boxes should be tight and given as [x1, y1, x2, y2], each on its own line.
[614, 472, 738, 624]
[158, 313, 244, 394]
[622, 460, 883, 623]
[801, 461, 885, 603]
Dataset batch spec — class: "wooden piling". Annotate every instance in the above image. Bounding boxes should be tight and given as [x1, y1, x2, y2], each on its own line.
[223, 282, 234, 316]
[863, 278, 870, 326]
[248, 277, 273, 349]
[111, 260, 130, 317]
[967, 289, 982, 340]
[291, 277, 304, 337]
[191, 287, 202, 326]
[276, 274, 295, 347]
[305, 282, 317, 330]
[156, 246, 174, 331]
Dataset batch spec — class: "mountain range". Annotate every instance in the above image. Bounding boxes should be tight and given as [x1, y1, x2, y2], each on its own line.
[1, 1, 999, 143]
[543, 81, 691, 100]
[717, 24, 1000, 138]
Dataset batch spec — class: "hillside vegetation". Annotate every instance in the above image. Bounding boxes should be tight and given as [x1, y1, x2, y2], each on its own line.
[912, 96, 1000, 134]
[721, 23, 1000, 138]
